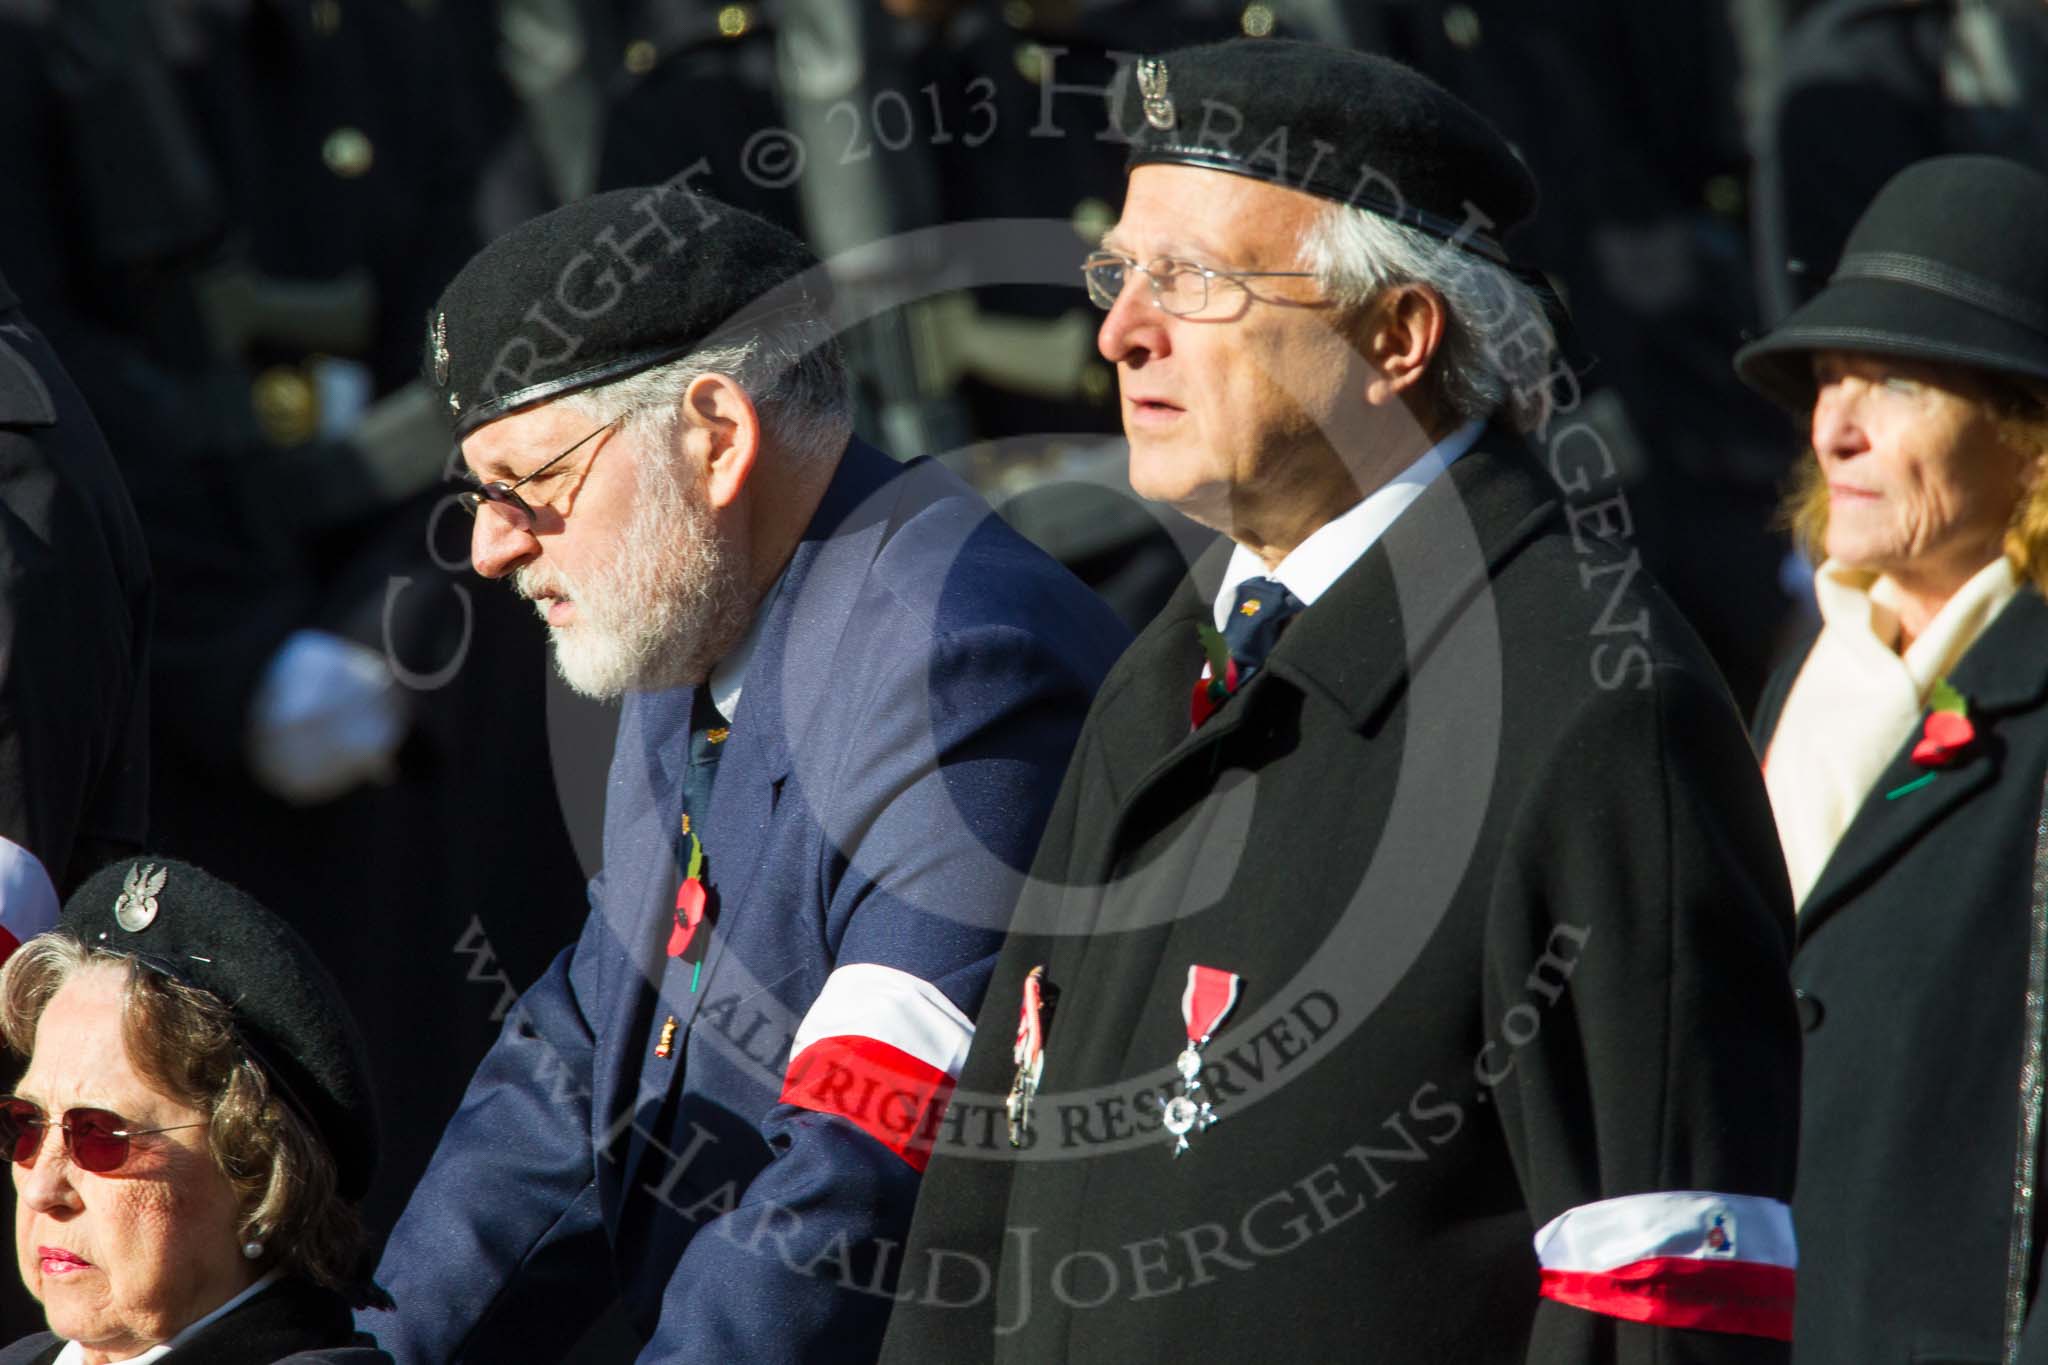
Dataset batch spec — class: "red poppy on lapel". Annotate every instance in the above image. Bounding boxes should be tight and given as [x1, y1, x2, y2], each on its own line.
[1190, 623, 1237, 728]
[1909, 678, 1975, 767]
[668, 832, 708, 957]
[668, 880, 707, 957]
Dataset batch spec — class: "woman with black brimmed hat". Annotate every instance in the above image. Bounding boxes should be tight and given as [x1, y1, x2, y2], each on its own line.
[0, 858, 394, 1363]
[1739, 153, 2048, 1361]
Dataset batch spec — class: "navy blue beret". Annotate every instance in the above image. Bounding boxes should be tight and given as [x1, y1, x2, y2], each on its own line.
[1115, 39, 1537, 264]
[59, 858, 379, 1203]
[427, 185, 827, 436]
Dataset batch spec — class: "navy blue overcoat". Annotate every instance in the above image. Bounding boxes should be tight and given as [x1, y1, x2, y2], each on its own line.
[363, 441, 1128, 1361]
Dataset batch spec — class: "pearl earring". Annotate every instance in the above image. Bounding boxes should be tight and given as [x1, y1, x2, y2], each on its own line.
[241, 1240, 264, 1260]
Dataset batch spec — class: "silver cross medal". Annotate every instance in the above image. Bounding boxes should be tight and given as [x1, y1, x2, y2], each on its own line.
[1163, 1041, 1215, 1157]
[1006, 1061, 1040, 1149]
[1164, 964, 1242, 1158]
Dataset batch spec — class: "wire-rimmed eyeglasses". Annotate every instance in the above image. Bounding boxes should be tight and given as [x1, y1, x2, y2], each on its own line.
[457, 415, 622, 530]
[1081, 250, 1319, 319]
[0, 1097, 208, 1173]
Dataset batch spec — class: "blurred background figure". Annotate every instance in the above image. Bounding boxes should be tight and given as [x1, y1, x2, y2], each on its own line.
[1301, 0, 1806, 705]
[0, 275, 150, 954]
[1751, 0, 2048, 325]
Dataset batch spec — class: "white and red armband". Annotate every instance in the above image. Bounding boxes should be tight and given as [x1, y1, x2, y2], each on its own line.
[779, 963, 974, 1172]
[1534, 1191, 1796, 1341]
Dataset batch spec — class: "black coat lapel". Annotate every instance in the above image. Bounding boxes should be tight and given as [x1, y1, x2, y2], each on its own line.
[1106, 435, 1561, 830]
[1082, 543, 1224, 811]
[1799, 587, 2048, 938]
[180, 1278, 377, 1363]
[0, 1335, 60, 1365]
[1265, 435, 1559, 727]
[616, 439, 906, 1193]
[0, 1282, 375, 1365]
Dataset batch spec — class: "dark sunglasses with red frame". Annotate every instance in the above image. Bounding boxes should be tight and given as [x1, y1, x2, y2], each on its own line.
[0, 1096, 207, 1173]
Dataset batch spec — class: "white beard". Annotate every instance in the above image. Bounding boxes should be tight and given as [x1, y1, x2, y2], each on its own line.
[516, 453, 751, 700]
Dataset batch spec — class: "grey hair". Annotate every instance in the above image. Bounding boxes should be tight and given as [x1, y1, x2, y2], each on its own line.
[560, 313, 852, 463]
[1300, 203, 1559, 434]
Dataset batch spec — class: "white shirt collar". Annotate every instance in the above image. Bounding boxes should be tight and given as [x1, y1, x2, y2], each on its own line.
[1212, 421, 1484, 629]
[706, 563, 791, 724]
[1812, 554, 2022, 694]
[54, 1269, 283, 1364]
[1765, 554, 2020, 907]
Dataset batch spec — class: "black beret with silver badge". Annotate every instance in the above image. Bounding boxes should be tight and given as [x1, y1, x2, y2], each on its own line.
[426, 184, 827, 437]
[59, 857, 380, 1206]
[1114, 38, 1538, 265]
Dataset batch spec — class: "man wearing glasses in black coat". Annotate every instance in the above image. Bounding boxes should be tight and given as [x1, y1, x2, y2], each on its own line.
[884, 40, 1803, 1365]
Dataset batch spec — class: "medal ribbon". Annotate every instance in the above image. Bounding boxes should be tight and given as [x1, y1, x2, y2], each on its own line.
[1014, 966, 1046, 1073]
[1008, 966, 1049, 1148]
[1181, 964, 1242, 1044]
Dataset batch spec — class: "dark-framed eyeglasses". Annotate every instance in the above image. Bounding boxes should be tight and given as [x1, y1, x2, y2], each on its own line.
[457, 415, 623, 530]
[1081, 250, 1319, 319]
[0, 1096, 208, 1173]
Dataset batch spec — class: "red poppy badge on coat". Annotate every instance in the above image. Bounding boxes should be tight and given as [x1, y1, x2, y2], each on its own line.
[1190, 623, 1238, 729]
[1909, 677, 1975, 767]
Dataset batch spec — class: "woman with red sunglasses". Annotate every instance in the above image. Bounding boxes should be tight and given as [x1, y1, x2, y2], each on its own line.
[0, 860, 391, 1364]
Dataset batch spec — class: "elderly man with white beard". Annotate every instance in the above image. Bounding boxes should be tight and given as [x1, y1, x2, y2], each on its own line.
[357, 187, 1129, 1364]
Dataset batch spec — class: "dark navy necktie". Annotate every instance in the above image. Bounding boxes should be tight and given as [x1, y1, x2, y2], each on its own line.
[668, 687, 732, 974]
[680, 687, 730, 842]
[1222, 576, 1306, 687]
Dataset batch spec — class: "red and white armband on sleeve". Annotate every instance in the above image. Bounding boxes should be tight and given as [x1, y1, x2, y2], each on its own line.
[1534, 1191, 1796, 1341]
[779, 963, 974, 1172]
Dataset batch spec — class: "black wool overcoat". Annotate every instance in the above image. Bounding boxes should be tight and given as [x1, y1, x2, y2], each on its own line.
[1753, 586, 2048, 1364]
[882, 438, 1802, 1364]
[0, 274, 150, 897]
[0, 1277, 392, 1364]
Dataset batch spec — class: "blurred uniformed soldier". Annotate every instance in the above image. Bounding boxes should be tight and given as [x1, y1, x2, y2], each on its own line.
[0, 275, 151, 949]
[1320, 0, 1799, 708]
[1753, 0, 2048, 324]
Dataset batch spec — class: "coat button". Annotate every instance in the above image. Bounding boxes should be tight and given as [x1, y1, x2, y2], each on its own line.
[1444, 5, 1482, 48]
[321, 127, 374, 179]
[251, 366, 318, 447]
[1794, 989, 1823, 1032]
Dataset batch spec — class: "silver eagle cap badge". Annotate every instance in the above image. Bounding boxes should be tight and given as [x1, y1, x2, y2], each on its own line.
[113, 863, 167, 932]
[1136, 57, 1176, 131]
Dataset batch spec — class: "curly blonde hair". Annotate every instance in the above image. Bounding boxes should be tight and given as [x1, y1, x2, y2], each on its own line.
[0, 937, 366, 1291]
[1780, 369, 2048, 595]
